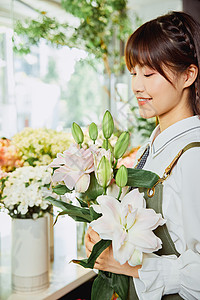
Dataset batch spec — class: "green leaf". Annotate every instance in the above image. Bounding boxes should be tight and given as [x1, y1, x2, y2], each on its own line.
[127, 168, 160, 188]
[89, 206, 102, 220]
[91, 271, 114, 300]
[72, 239, 111, 268]
[76, 197, 88, 207]
[91, 271, 129, 300]
[25, 157, 38, 166]
[52, 184, 72, 195]
[46, 196, 67, 210]
[111, 273, 129, 300]
[54, 209, 91, 223]
[79, 172, 104, 201]
[46, 196, 92, 222]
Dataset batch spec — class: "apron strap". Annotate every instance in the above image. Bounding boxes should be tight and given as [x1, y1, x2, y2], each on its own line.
[163, 142, 200, 179]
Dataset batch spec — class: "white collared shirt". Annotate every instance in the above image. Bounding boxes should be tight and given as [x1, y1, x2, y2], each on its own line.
[133, 115, 200, 300]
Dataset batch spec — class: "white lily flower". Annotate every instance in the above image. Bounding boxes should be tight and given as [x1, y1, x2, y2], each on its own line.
[49, 144, 94, 193]
[90, 189, 166, 266]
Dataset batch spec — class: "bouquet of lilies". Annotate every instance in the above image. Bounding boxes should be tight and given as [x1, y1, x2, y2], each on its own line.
[47, 111, 165, 300]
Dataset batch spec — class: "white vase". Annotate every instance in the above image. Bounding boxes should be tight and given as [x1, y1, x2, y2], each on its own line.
[11, 216, 49, 294]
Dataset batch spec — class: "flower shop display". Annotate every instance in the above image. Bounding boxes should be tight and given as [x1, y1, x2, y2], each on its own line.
[0, 165, 52, 293]
[12, 127, 70, 262]
[12, 127, 73, 167]
[0, 138, 23, 172]
[47, 110, 165, 300]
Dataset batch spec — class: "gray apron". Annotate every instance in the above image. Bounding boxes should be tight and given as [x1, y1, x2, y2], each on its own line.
[127, 142, 200, 300]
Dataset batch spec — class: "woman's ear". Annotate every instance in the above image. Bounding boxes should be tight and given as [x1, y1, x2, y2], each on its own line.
[183, 64, 198, 88]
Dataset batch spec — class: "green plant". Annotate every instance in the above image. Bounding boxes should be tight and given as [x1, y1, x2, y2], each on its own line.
[13, 1, 139, 74]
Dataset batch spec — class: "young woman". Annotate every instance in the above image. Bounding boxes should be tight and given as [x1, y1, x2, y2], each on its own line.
[85, 11, 200, 299]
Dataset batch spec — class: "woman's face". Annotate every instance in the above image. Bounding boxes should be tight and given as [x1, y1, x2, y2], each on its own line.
[131, 64, 193, 125]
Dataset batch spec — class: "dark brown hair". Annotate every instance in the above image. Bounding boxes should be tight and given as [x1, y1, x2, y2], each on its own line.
[125, 11, 200, 115]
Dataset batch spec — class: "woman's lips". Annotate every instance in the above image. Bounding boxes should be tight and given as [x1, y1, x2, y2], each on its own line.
[137, 97, 152, 106]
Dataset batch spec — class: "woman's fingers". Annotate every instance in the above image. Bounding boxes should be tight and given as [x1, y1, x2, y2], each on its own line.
[85, 238, 94, 252]
[85, 227, 103, 261]
[87, 227, 101, 243]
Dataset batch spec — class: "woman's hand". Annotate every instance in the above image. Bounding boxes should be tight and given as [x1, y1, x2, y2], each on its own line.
[85, 227, 141, 278]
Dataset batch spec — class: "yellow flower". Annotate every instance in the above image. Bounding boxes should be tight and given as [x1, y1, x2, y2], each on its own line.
[12, 128, 73, 166]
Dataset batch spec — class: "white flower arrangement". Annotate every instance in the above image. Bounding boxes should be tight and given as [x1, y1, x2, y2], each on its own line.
[1, 166, 52, 219]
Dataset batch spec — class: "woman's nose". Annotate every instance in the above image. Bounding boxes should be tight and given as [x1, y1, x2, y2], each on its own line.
[131, 75, 145, 94]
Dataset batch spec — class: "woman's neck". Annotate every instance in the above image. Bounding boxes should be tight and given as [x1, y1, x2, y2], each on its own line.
[158, 112, 194, 132]
[158, 102, 194, 132]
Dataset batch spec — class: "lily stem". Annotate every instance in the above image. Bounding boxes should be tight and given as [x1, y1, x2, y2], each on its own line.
[103, 187, 107, 195]
[117, 187, 122, 201]
[113, 159, 118, 169]
[105, 139, 108, 150]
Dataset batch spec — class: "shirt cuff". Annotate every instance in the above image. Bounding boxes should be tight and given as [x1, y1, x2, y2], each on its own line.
[136, 253, 180, 299]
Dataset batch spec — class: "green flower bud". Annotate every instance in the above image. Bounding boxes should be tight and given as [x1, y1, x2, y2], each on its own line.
[71, 122, 84, 145]
[96, 156, 113, 188]
[114, 132, 130, 159]
[89, 122, 98, 142]
[102, 110, 114, 139]
[115, 165, 128, 188]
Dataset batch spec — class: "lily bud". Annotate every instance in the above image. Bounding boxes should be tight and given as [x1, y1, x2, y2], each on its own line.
[89, 122, 98, 142]
[102, 110, 114, 139]
[95, 156, 113, 188]
[114, 131, 130, 159]
[71, 122, 84, 145]
[115, 165, 128, 187]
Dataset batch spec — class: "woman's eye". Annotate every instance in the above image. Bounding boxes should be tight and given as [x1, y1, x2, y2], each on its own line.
[130, 73, 136, 76]
[144, 73, 154, 77]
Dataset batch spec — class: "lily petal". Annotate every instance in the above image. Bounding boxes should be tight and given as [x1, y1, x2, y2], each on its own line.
[113, 238, 135, 265]
[132, 208, 166, 231]
[90, 216, 118, 240]
[96, 195, 121, 223]
[128, 249, 143, 266]
[92, 204, 102, 214]
[75, 173, 90, 193]
[121, 189, 145, 209]
[128, 228, 162, 252]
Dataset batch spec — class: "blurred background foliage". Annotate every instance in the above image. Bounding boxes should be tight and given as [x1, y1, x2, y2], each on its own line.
[12, 0, 156, 143]
[13, 0, 139, 74]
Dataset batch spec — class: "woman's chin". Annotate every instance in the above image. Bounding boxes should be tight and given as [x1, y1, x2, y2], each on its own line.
[138, 109, 156, 119]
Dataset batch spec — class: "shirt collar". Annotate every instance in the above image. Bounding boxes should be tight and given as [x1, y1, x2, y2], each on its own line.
[148, 115, 200, 156]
